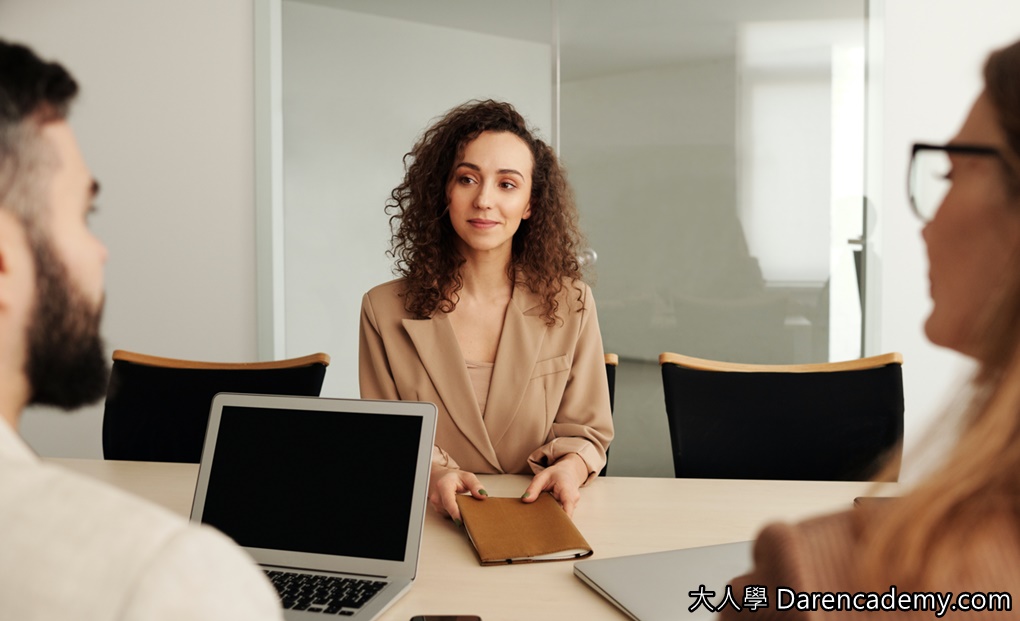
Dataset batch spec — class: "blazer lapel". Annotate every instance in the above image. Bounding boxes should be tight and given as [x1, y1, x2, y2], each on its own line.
[484, 286, 547, 449]
[402, 314, 501, 471]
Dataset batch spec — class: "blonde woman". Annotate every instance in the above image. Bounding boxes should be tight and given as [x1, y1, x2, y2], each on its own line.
[722, 39, 1020, 619]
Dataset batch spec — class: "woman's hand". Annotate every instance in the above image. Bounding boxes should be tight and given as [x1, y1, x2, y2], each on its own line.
[520, 453, 590, 517]
[428, 465, 487, 523]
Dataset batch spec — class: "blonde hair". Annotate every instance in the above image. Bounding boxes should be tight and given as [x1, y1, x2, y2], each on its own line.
[860, 39, 1020, 588]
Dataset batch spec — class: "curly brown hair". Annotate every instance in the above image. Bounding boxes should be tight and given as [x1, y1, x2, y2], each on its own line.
[386, 99, 586, 325]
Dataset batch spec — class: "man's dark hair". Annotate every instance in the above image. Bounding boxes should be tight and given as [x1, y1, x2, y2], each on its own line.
[0, 41, 106, 409]
[0, 39, 78, 225]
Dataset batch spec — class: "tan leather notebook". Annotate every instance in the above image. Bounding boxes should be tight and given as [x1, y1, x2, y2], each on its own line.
[456, 493, 593, 566]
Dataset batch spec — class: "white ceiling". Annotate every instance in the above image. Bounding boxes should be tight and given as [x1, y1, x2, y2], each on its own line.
[291, 0, 865, 80]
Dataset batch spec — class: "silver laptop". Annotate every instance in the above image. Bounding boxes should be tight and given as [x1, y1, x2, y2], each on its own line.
[574, 540, 753, 621]
[190, 393, 437, 620]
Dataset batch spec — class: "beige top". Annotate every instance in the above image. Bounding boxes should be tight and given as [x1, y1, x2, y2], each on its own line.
[359, 277, 613, 477]
[465, 359, 495, 417]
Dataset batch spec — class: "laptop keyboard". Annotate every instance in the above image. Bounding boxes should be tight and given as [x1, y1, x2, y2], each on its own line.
[265, 570, 386, 616]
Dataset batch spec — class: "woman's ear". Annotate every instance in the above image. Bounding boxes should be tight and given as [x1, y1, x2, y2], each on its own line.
[523, 203, 532, 220]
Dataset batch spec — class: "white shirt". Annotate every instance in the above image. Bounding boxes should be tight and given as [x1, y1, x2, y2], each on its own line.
[0, 420, 283, 621]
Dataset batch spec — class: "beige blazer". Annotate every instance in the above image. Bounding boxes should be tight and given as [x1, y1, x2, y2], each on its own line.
[359, 277, 614, 477]
[719, 505, 1020, 619]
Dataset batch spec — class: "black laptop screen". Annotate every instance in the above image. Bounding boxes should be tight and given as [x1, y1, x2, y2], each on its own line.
[200, 405, 423, 562]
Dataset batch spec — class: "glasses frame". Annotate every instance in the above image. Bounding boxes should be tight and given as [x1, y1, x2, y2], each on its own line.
[908, 142, 1002, 223]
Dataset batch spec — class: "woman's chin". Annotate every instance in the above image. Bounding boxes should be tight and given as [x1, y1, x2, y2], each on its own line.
[924, 314, 977, 357]
[924, 313, 953, 349]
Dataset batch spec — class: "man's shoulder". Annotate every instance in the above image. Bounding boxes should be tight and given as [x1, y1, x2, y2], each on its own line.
[0, 459, 198, 571]
[0, 460, 281, 620]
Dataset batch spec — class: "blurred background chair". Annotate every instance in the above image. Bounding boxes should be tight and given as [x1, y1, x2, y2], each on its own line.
[102, 350, 330, 463]
[659, 352, 903, 481]
[599, 353, 618, 477]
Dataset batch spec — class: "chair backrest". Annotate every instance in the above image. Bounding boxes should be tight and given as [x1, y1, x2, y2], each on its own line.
[102, 350, 330, 463]
[599, 353, 618, 477]
[659, 352, 904, 481]
[604, 353, 618, 413]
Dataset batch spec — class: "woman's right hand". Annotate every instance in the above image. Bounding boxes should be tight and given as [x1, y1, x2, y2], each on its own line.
[428, 466, 487, 523]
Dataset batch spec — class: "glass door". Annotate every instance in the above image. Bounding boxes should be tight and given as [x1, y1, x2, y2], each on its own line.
[554, 0, 868, 474]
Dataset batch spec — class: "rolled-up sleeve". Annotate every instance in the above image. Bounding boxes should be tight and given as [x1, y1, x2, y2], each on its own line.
[527, 284, 614, 483]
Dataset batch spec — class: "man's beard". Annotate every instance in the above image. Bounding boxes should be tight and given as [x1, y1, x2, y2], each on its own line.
[24, 236, 108, 409]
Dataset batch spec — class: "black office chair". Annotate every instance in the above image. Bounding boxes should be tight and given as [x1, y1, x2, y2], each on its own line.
[599, 353, 618, 477]
[659, 352, 904, 481]
[102, 350, 330, 463]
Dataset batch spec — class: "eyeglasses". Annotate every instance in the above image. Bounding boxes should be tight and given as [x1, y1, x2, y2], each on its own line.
[907, 142, 1002, 223]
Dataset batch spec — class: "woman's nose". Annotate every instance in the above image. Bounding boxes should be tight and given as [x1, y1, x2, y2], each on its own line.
[474, 183, 495, 209]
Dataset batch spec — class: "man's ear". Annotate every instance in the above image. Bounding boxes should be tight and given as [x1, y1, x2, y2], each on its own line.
[0, 210, 33, 310]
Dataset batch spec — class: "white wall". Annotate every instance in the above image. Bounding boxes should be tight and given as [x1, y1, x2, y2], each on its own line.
[0, 0, 258, 458]
[281, 2, 552, 398]
[869, 0, 1020, 478]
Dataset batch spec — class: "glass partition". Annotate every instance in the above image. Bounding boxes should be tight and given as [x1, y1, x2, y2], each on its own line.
[265, 0, 869, 476]
[552, 1, 867, 474]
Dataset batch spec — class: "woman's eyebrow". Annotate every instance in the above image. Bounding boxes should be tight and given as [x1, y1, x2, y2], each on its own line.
[454, 162, 524, 178]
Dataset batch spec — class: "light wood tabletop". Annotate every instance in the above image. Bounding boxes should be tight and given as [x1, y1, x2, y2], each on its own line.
[47, 458, 896, 621]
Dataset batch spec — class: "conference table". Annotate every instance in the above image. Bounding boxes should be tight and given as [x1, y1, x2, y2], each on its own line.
[48, 458, 896, 621]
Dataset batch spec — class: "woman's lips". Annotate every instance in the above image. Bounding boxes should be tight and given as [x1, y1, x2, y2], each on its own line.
[468, 219, 498, 229]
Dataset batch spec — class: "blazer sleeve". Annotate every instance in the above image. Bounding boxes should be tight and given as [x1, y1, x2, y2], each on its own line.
[359, 292, 399, 401]
[527, 284, 614, 482]
[718, 522, 814, 620]
[719, 510, 878, 620]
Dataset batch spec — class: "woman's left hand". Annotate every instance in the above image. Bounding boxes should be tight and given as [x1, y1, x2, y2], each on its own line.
[520, 453, 589, 517]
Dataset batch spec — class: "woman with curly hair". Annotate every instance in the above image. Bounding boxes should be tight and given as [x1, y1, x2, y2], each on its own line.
[359, 100, 613, 522]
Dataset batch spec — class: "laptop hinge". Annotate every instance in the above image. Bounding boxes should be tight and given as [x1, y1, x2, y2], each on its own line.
[261, 564, 388, 580]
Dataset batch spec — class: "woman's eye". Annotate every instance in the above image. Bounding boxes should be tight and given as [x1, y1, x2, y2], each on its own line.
[500, 181, 517, 190]
[458, 176, 476, 185]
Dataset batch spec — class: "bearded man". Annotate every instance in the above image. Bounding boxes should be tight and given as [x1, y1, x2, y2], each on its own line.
[0, 39, 283, 621]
